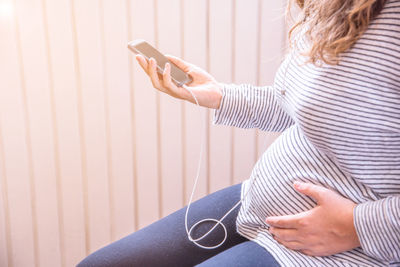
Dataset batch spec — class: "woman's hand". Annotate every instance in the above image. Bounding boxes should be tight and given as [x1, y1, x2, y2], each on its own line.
[135, 54, 223, 109]
[266, 181, 360, 256]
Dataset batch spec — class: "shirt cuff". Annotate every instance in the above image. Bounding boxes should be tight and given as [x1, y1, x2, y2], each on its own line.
[354, 196, 400, 263]
[213, 83, 240, 126]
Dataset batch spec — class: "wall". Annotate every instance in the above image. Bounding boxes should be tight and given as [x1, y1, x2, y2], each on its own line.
[0, 0, 286, 266]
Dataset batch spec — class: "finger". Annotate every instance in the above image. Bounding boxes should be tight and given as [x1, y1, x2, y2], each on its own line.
[269, 227, 299, 242]
[299, 249, 314, 256]
[136, 55, 149, 74]
[275, 239, 304, 251]
[266, 214, 303, 229]
[148, 58, 162, 89]
[293, 181, 332, 204]
[162, 63, 179, 92]
[165, 55, 193, 72]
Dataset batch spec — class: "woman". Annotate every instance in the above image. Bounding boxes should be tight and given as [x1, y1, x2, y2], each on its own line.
[78, 0, 399, 266]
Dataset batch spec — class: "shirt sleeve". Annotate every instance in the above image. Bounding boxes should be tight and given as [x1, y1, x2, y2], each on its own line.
[213, 83, 294, 132]
[354, 196, 400, 263]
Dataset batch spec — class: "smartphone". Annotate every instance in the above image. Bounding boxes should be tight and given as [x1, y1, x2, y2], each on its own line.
[128, 39, 192, 87]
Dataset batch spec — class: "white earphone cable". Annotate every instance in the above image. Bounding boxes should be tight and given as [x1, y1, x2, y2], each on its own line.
[181, 84, 256, 250]
[180, 39, 296, 249]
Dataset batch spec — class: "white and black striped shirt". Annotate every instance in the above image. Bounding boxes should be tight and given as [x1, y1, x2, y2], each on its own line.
[214, 1, 400, 266]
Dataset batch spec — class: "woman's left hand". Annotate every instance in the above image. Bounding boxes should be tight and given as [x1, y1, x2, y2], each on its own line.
[266, 181, 360, 256]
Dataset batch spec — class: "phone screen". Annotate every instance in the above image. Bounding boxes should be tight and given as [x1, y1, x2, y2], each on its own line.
[128, 40, 192, 86]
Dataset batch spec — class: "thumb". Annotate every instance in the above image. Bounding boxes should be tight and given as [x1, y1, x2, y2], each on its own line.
[165, 55, 193, 73]
[293, 181, 332, 204]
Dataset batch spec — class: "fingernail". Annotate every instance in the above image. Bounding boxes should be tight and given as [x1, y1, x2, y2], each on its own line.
[294, 181, 305, 190]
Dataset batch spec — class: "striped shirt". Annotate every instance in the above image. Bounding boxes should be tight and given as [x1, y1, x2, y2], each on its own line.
[213, 1, 400, 266]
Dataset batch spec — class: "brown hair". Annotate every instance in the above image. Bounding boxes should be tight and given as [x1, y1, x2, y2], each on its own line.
[288, 0, 386, 65]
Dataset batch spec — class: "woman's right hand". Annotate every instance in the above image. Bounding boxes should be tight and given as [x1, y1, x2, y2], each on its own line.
[135, 54, 223, 109]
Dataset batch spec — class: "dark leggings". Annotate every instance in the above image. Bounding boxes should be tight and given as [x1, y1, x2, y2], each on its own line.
[77, 183, 280, 266]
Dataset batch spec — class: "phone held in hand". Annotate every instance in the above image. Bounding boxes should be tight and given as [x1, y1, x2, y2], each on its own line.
[127, 39, 192, 87]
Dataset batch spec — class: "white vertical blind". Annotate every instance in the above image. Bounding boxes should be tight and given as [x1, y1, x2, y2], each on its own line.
[182, 0, 209, 205]
[0, 0, 286, 266]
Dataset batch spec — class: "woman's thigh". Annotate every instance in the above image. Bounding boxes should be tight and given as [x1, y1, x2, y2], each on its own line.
[77, 183, 247, 267]
[196, 241, 280, 267]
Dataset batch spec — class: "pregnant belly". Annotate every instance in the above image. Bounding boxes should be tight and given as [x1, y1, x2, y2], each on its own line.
[239, 126, 373, 227]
